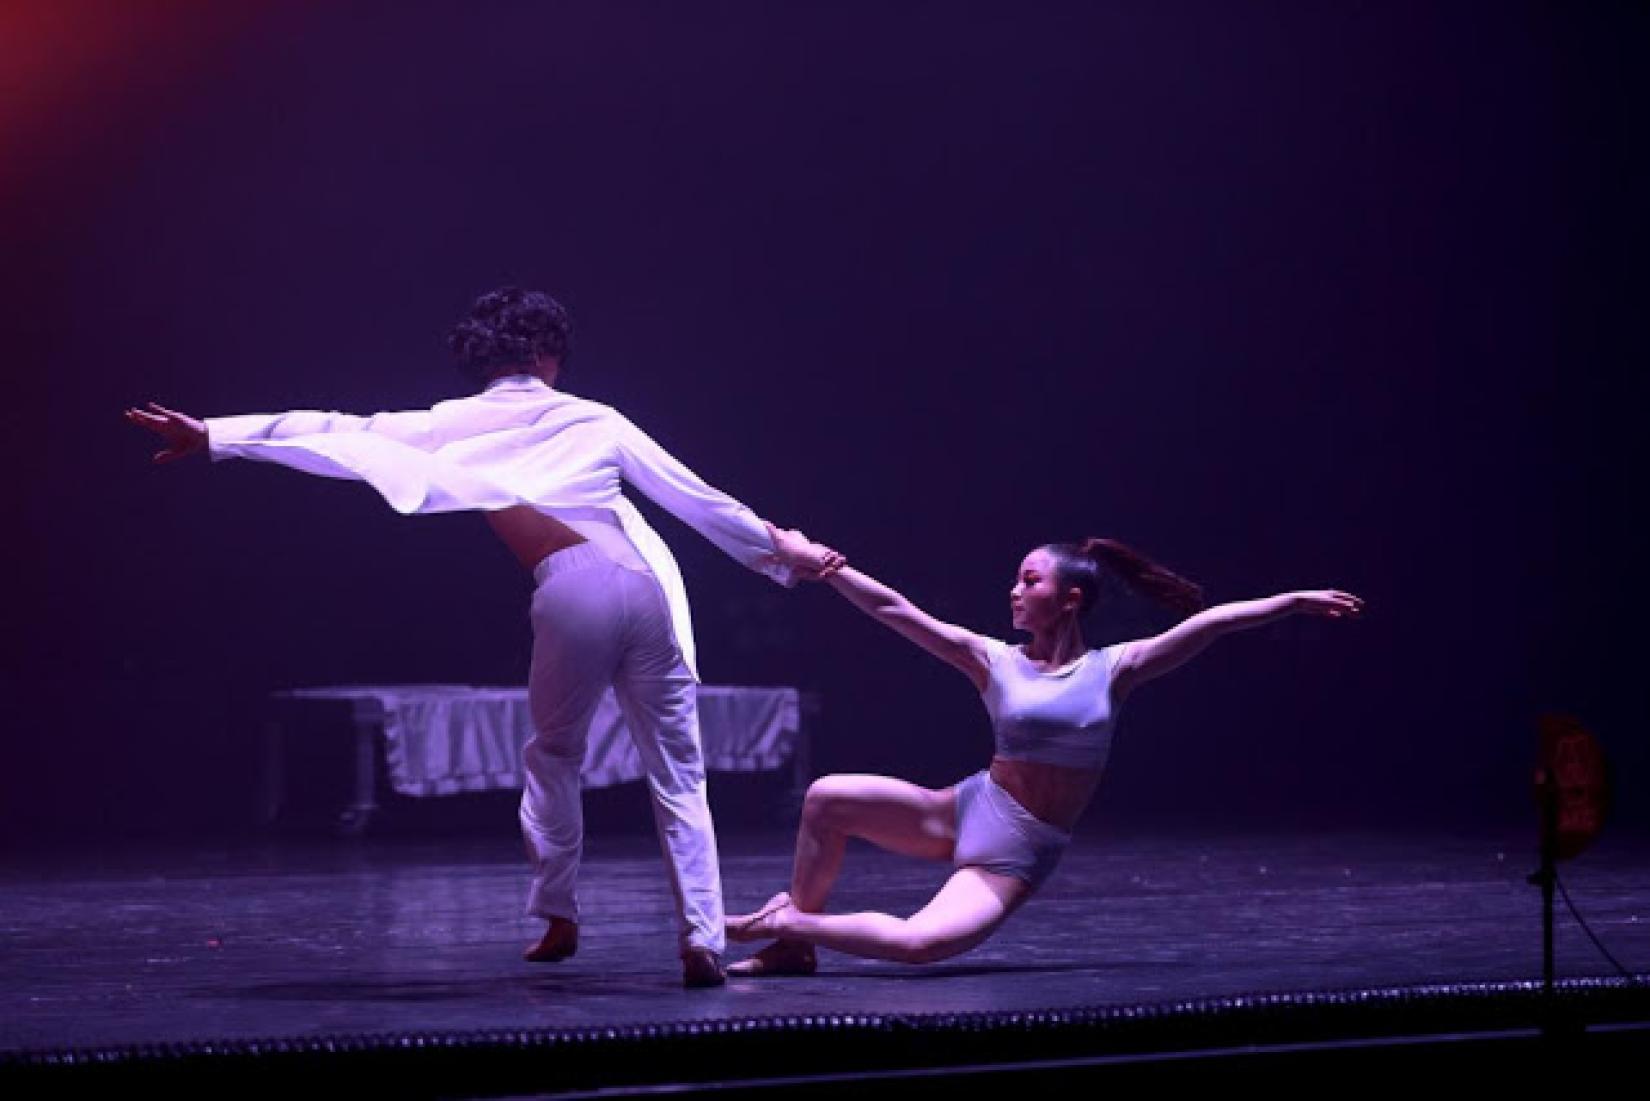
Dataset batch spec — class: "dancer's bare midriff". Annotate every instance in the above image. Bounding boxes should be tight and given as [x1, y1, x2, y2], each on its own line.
[989, 757, 1102, 832]
[485, 504, 587, 571]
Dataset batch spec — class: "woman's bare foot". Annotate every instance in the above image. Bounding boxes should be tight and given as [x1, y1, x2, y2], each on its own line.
[524, 916, 579, 962]
[725, 892, 795, 943]
[727, 938, 817, 978]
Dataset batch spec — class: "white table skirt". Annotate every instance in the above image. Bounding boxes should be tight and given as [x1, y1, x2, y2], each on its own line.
[277, 684, 802, 797]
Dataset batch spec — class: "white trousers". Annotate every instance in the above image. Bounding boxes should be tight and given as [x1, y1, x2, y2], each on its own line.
[519, 542, 724, 954]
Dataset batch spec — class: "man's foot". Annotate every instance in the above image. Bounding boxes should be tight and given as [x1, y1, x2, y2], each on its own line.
[524, 917, 579, 962]
[727, 938, 817, 978]
[681, 946, 726, 988]
[726, 892, 794, 943]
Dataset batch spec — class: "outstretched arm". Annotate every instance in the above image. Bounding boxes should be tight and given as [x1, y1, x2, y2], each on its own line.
[1112, 590, 1363, 701]
[125, 400, 437, 464]
[823, 565, 992, 692]
[612, 410, 839, 585]
[123, 403, 208, 464]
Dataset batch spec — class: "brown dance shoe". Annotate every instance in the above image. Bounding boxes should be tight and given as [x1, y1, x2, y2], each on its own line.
[725, 891, 793, 943]
[727, 939, 817, 978]
[681, 946, 727, 988]
[523, 917, 579, 963]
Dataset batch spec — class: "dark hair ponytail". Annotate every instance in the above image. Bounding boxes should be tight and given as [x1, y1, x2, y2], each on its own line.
[1045, 538, 1205, 618]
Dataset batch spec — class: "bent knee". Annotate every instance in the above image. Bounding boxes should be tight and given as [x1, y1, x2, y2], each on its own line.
[801, 775, 858, 827]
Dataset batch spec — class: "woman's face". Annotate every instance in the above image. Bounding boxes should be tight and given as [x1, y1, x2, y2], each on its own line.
[1009, 548, 1079, 633]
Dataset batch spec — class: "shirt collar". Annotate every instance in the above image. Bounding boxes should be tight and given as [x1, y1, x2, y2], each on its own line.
[484, 373, 552, 393]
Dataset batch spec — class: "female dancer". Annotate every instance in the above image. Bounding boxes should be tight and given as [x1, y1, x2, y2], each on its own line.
[726, 538, 1361, 975]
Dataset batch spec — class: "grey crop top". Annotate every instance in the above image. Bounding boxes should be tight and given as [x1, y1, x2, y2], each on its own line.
[979, 637, 1127, 770]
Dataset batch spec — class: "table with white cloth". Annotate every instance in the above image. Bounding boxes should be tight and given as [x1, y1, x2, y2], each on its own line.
[259, 684, 815, 835]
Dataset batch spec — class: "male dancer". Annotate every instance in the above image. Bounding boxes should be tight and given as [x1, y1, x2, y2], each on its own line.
[126, 286, 842, 987]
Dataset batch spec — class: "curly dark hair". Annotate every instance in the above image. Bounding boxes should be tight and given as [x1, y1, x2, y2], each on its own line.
[448, 287, 574, 382]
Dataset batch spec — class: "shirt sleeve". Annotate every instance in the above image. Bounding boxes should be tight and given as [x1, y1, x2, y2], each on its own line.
[979, 637, 1014, 667]
[1103, 642, 1129, 676]
[972, 636, 1011, 697]
[206, 408, 438, 458]
[1100, 642, 1131, 706]
[609, 409, 794, 587]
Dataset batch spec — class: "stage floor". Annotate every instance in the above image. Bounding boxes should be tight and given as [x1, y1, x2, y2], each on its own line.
[3, 826, 1647, 1053]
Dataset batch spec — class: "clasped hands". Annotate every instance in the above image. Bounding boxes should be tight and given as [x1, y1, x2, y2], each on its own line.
[765, 522, 846, 585]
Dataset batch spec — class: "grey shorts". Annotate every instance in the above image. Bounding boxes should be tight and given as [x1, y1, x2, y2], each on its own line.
[952, 770, 1072, 890]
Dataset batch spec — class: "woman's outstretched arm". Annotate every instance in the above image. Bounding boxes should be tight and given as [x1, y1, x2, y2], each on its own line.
[822, 565, 993, 691]
[1112, 590, 1363, 701]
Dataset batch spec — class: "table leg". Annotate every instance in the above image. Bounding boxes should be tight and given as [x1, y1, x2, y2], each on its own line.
[336, 715, 380, 837]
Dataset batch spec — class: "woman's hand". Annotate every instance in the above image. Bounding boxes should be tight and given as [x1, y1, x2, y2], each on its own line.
[124, 402, 207, 464]
[1289, 590, 1364, 619]
[765, 522, 846, 581]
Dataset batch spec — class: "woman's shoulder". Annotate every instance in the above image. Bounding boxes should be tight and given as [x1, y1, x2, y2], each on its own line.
[1094, 641, 1131, 670]
[1091, 642, 1136, 705]
[975, 636, 1015, 661]
[962, 636, 1016, 685]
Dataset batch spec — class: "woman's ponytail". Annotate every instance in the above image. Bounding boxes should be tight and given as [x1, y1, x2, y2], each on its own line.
[1073, 537, 1204, 616]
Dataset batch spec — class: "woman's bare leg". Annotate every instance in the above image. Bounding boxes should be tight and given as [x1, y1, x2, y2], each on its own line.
[726, 773, 958, 975]
[788, 773, 957, 910]
[758, 867, 1031, 964]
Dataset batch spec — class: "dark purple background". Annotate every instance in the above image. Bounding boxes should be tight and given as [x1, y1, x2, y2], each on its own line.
[6, 2, 1642, 841]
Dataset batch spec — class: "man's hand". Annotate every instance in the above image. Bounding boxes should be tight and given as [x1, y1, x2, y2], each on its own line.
[124, 402, 207, 464]
[765, 522, 846, 581]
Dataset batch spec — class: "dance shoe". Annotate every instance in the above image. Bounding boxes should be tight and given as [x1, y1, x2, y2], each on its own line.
[727, 939, 817, 978]
[524, 916, 579, 962]
[681, 947, 727, 988]
[725, 891, 793, 942]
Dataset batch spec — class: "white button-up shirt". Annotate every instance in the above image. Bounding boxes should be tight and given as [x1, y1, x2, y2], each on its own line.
[205, 374, 792, 679]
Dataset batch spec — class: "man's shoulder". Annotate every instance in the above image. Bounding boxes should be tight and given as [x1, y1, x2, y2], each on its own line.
[439, 386, 616, 418]
[528, 387, 619, 418]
